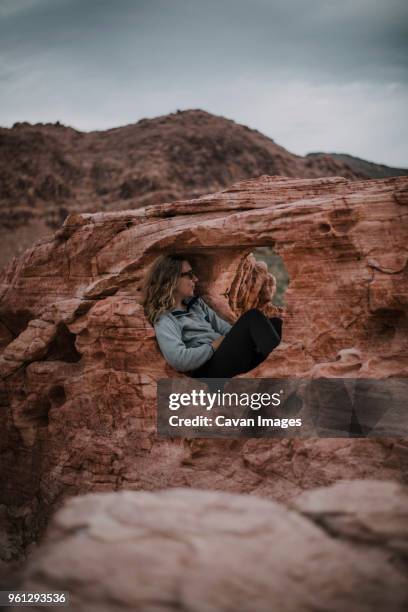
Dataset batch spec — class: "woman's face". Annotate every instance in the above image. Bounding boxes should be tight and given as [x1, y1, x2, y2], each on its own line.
[174, 260, 198, 302]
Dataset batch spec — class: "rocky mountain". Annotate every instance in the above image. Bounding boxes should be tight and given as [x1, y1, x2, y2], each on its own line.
[0, 109, 376, 269]
[307, 151, 408, 179]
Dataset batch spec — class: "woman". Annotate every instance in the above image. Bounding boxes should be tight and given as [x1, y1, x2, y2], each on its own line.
[142, 254, 283, 379]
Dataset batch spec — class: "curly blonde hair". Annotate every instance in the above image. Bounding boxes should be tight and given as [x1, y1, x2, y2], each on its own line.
[142, 254, 187, 325]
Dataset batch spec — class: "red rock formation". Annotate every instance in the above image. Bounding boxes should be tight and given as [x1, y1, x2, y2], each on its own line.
[0, 109, 371, 269]
[0, 174, 407, 564]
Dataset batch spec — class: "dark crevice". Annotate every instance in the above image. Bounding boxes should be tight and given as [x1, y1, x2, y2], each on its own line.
[74, 299, 97, 317]
[318, 222, 331, 233]
[48, 385, 66, 407]
[43, 322, 81, 362]
[0, 309, 33, 338]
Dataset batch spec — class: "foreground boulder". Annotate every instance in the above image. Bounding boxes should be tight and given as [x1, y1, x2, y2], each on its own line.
[14, 482, 408, 611]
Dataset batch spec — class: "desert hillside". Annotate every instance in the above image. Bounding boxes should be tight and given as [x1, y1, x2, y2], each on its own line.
[0, 109, 381, 269]
[307, 152, 408, 179]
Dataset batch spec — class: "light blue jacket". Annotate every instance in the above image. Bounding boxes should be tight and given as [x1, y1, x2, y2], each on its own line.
[154, 296, 232, 372]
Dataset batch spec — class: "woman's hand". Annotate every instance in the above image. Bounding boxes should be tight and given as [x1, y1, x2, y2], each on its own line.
[272, 305, 284, 315]
[211, 336, 225, 351]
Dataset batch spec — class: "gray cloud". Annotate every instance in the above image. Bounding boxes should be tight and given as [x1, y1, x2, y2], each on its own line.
[1, 0, 407, 166]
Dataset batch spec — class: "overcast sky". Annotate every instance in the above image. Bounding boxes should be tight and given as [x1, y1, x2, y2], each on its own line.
[1, 0, 407, 166]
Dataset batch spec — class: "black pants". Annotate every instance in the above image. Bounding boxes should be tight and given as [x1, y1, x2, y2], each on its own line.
[190, 309, 283, 379]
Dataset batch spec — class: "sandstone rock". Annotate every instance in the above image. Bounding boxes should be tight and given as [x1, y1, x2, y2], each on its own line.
[293, 480, 408, 557]
[14, 486, 408, 611]
[0, 174, 407, 563]
[0, 319, 57, 378]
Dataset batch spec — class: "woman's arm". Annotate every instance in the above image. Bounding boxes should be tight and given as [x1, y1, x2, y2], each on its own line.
[154, 315, 213, 372]
[199, 299, 232, 336]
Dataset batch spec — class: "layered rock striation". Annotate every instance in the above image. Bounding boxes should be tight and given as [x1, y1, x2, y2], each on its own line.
[0, 174, 407, 563]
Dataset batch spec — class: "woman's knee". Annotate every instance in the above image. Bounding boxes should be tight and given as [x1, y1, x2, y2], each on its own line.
[243, 308, 264, 321]
[247, 309, 277, 330]
[238, 309, 282, 341]
[269, 316, 283, 339]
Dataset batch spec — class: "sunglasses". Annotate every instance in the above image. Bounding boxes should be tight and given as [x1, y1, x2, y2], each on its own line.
[180, 270, 196, 279]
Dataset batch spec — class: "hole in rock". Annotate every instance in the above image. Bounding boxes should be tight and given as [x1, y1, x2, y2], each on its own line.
[142, 248, 290, 311]
[44, 322, 81, 362]
[48, 385, 66, 407]
[318, 222, 331, 233]
[252, 247, 290, 307]
[367, 309, 405, 341]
